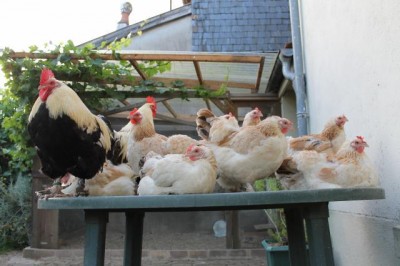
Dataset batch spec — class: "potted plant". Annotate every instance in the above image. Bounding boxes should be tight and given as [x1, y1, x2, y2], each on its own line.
[255, 178, 289, 265]
[255, 178, 308, 266]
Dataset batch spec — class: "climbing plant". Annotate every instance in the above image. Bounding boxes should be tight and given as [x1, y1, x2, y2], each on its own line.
[0, 38, 170, 249]
[0, 39, 227, 250]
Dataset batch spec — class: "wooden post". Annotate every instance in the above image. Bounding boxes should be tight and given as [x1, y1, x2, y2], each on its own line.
[30, 156, 59, 249]
[225, 210, 241, 249]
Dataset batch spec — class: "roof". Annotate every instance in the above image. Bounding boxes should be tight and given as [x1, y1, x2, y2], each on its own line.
[79, 5, 192, 49]
[72, 1, 291, 133]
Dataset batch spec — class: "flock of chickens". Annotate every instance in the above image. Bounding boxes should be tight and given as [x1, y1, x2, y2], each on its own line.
[29, 69, 379, 199]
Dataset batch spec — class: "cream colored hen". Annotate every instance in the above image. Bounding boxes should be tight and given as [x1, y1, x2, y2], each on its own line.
[207, 116, 292, 191]
[242, 107, 263, 127]
[276, 115, 348, 189]
[126, 97, 197, 174]
[62, 161, 136, 196]
[291, 136, 379, 188]
[137, 144, 218, 195]
[196, 108, 240, 144]
[288, 115, 348, 156]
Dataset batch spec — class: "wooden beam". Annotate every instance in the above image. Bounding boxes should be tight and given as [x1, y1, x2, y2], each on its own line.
[161, 100, 178, 118]
[9, 51, 265, 64]
[56, 73, 254, 91]
[229, 93, 279, 102]
[204, 98, 212, 110]
[254, 56, 265, 93]
[129, 60, 147, 80]
[210, 98, 231, 114]
[193, 61, 204, 85]
[155, 113, 196, 127]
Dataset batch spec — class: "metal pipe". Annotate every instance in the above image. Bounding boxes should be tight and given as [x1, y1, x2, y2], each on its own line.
[288, 0, 309, 136]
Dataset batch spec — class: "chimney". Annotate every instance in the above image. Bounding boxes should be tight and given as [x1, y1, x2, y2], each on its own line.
[117, 2, 132, 30]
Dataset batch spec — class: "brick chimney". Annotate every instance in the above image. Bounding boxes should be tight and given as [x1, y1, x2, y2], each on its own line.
[117, 2, 132, 29]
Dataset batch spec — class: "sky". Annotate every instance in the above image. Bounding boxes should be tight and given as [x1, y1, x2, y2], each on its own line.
[0, 0, 184, 87]
[0, 0, 183, 50]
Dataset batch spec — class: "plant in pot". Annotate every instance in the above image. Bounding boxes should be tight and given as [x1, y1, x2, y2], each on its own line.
[256, 178, 310, 265]
[255, 178, 291, 265]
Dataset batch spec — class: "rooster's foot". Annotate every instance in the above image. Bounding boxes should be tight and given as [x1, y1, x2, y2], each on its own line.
[35, 184, 70, 200]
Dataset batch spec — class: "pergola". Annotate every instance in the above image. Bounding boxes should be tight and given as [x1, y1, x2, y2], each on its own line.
[10, 50, 284, 134]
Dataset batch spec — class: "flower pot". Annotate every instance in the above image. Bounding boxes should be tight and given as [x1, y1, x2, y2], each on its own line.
[261, 240, 290, 266]
[261, 240, 309, 266]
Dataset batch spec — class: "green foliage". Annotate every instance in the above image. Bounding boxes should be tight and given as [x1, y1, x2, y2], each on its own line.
[0, 174, 31, 250]
[0, 39, 171, 250]
[256, 178, 288, 245]
[0, 38, 230, 250]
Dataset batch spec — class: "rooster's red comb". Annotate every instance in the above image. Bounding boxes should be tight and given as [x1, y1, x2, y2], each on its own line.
[146, 96, 156, 105]
[129, 108, 139, 116]
[40, 68, 55, 85]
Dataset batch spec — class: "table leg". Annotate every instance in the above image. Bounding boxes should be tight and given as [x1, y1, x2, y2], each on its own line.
[284, 207, 308, 266]
[124, 211, 145, 266]
[303, 203, 335, 266]
[83, 210, 109, 266]
[225, 210, 241, 249]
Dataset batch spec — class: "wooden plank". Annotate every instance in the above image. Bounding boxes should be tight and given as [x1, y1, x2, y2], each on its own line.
[129, 60, 147, 80]
[209, 98, 229, 114]
[254, 56, 265, 93]
[155, 113, 196, 127]
[55, 73, 254, 91]
[9, 51, 265, 64]
[204, 98, 212, 110]
[31, 156, 59, 249]
[225, 210, 241, 249]
[161, 100, 178, 118]
[193, 61, 204, 85]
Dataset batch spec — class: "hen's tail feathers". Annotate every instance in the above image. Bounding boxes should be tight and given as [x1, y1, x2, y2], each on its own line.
[196, 108, 215, 141]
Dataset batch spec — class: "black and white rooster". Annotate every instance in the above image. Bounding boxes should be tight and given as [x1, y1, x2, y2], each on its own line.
[28, 68, 114, 197]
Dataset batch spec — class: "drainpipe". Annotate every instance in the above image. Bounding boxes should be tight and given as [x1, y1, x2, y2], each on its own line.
[280, 0, 309, 136]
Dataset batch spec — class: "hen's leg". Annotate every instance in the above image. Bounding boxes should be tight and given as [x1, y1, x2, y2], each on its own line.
[75, 178, 89, 196]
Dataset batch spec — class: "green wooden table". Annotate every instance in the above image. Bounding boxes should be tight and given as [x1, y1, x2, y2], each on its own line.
[38, 187, 385, 266]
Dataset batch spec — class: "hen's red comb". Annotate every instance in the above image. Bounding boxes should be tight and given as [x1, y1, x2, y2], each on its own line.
[356, 136, 365, 141]
[186, 143, 196, 153]
[146, 96, 156, 105]
[40, 68, 55, 85]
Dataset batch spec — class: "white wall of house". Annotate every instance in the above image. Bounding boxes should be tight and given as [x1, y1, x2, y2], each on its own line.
[126, 16, 191, 51]
[300, 0, 400, 265]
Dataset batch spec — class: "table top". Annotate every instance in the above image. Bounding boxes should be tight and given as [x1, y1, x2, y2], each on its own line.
[37, 187, 385, 212]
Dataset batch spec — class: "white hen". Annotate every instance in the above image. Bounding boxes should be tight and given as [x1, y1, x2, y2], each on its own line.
[137, 144, 218, 195]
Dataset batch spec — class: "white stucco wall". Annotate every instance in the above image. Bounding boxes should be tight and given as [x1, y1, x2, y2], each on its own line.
[126, 16, 191, 51]
[300, 0, 400, 265]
